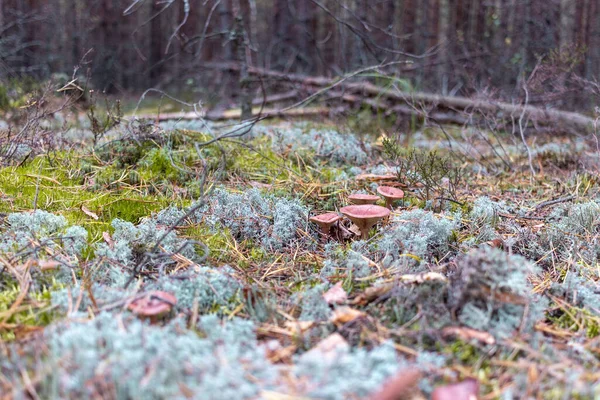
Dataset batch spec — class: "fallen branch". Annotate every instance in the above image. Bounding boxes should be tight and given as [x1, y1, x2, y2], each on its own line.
[201, 62, 596, 134]
[136, 106, 344, 122]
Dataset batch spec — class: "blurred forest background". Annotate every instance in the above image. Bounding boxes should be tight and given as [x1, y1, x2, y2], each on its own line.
[1, 0, 600, 113]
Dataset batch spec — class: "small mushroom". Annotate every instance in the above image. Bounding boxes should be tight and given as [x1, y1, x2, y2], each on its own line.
[340, 204, 390, 240]
[128, 291, 177, 323]
[377, 186, 405, 209]
[347, 193, 380, 205]
[309, 212, 341, 241]
[431, 378, 479, 400]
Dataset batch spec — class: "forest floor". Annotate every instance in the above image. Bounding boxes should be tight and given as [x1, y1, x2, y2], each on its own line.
[1, 112, 600, 399]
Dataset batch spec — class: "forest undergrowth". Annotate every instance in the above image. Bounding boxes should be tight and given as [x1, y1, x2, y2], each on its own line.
[1, 110, 600, 399]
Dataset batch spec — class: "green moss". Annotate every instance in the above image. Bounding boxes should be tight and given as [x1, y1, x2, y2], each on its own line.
[0, 280, 64, 340]
[182, 224, 235, 262]
[228, 144, 298, 182]
[0, 153, 179, 246]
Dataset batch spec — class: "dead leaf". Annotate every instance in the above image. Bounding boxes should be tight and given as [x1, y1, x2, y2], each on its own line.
[368, 368, 423, 400]
[283, 320, 314, 334]
[485, 238, 504, 248]
[399, 272, 447, 284]
[103, 231, 115, 249]
[178, 382, 194, 399]
[304, 333, 349, 361]
[264, 339, 297, 363]
[352, 283, 394, 305]
[81, 205, 99, 220]
[348, 224, 362, 237]
[441, 326, 495, 345]
[38, 260, 61, 271]
[330, 307, 365, 325]
[323, 282, 347, 305]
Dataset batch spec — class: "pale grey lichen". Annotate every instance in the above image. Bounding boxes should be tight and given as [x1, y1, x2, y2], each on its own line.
[291, 341, 404, 400]
[551, 273, 600, 314]
[1, 210, 68, 253]
[467, 196, 509, 244]
[321, 244, 371, 280]
[515, 201, 600, 266]
[151, 265, 242, 311]
[0, 211, 88, 283]
[376, 209, 457, 269]
[293, 284, 331, 321]
[270, 127, 370, 165]
[192, 187, 309, 251]
[153, 206, 187, 226]
[450, 247, 547, 338]
[7, 314, 276, 399]
[95, 217, 197, 267]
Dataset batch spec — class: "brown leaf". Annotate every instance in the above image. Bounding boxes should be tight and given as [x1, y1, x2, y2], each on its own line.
[283, 320, 314, 334]
[264, 339, 297, 363]
[178, 382, 195, 399]
[102, 231, 115, 249]
[38, 260, 61, 271]
[368, 368, 423, 400]
[441, 326, 495, 345]
[348, 223, 362, 237]
[81, 205, 99, 220]
[399, 272, 447, 284]
[304, 333, 349, 362]
[330, 307, 365, 325]
[323, 282, 347, 305]
[352, 283, 394, 305]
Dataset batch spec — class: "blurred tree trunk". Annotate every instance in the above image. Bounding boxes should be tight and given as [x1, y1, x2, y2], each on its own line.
[233, 0, 252, 120]
[219, 0, 233, 61]
[150, 0, 163, 82]
[560, 0, 576, 49]
[0, 0, 4, 30]
[437, 0, 450, 94]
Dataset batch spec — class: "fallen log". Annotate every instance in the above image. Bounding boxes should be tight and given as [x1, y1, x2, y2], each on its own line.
[135, 105, 344, 122]
[329, 90, 470, 125]
[202, 62, 596, 134]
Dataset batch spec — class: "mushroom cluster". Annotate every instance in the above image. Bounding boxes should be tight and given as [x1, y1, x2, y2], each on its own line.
[310, 185, 406, 242]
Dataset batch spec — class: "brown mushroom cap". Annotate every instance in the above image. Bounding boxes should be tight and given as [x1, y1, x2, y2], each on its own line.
[309, 212, 340, 226]
[377, 186, 404, 199]
[128, 291, 177, 319]
[347, 193, 380, 205]
[340, 204, 390, 239]
[377, 186, 405, 208]
[309, 212, 341, 235]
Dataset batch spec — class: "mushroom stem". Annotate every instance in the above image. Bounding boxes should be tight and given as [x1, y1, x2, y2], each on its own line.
[385, 198, 393, 209]
[361, 228, 370, 240]
[317, 223, 332, 243]
[309, 212, 341, 243]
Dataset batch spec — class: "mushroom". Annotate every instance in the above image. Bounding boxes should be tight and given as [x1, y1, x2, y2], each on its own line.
[377, 186, 405, 209]
[340, 204, 390, 240]
[128, 291, 177, 323]
[347, 193, 380, 205]
[309, 212, 341, 241]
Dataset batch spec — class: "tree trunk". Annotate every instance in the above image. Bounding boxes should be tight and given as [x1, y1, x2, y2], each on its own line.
[233, 0, 252, 121]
